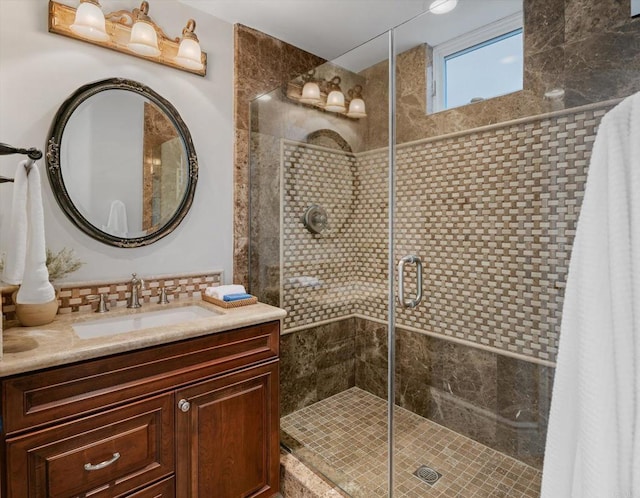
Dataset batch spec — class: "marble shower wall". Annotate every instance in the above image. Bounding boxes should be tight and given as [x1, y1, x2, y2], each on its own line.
[361, 0, 640, 148]
[280, 316, 552, 469]
[354, 318, 553, 469]
[280, 318, 357, 416]
[234, 25, 325, 288]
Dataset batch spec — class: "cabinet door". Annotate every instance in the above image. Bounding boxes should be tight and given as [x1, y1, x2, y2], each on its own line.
[176, 361, 279, 498]
[5, 393, 174, 498]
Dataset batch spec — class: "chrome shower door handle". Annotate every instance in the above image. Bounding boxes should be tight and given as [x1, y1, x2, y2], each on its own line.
[397, 255, 423, 308]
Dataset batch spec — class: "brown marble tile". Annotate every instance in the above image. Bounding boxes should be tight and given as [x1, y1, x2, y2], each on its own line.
[427, 387, 498, 448]
[395, 327, 431, 417]
[233, 24, 326, 284]
[564, 23, 640, 107]
[280, 319, 357, 415]
[354, 317, 389, 399]
[564, 0, 636, 44]
[523, 0, 565, 56]
[318, 361, 356, 400]
[281, 329, 318, 380]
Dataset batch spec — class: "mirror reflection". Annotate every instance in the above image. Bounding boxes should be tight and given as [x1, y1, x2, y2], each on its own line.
[47, 78, 198, 248]
[61, 91, 186, 238]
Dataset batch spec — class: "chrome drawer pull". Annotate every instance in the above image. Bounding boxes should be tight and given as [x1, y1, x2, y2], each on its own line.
[84, 452, 120, 471]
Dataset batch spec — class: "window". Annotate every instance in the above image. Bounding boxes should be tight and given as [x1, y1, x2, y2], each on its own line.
[432, 13, 523, 112]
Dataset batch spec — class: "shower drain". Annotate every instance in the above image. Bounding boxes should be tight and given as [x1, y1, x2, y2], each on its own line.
[413, 465, 442, 486]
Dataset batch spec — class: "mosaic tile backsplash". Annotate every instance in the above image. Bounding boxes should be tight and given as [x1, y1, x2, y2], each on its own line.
[281, 103, 613, 363]
[1, 271, 222, 322]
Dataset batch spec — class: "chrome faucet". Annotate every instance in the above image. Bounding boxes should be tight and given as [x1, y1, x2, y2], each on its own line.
[127, 273, 145, 308]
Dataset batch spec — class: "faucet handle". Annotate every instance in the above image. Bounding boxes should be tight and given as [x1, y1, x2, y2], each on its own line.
[86, 293, 109, 313]
[158, 286, 180, 305]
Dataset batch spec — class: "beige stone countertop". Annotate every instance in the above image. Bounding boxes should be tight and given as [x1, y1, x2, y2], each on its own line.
[1, 299, 286, 378]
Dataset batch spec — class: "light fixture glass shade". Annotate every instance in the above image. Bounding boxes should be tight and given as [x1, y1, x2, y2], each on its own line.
[299, 82, 321, 104]
[174, 38, 203, 70]
[128, 20, 161, 57]
[325, 90, 346, 112]
[429, 0, 458, 14]
[346, 98, 367, 118]
[70, 1, 109, 42]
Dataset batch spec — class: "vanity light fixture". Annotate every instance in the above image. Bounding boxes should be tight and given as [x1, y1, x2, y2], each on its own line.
[48, 0, 207, 76]
[286, 71, 367, 119]
[69, 0, 109, 41]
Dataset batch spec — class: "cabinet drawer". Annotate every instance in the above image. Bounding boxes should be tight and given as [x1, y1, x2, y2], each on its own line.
[129, 477, 175, 497]
[5, 393, 174, 498]
[3, 321, 279, 434]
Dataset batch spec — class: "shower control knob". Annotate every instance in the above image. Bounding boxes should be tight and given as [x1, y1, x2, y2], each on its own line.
[178, 399, 191, 412]
[302, 204, 329, 234]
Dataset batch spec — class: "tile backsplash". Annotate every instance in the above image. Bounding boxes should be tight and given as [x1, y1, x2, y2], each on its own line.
[1, 271, 222, 323]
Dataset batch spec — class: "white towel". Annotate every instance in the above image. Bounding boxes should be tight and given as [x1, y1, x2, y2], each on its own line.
[2, 160, 29, 284]
[205, 284, 246, 300]
[541, 92, 640, 498]
[2, 161, 56, 304]
[102, 199, 128, 237]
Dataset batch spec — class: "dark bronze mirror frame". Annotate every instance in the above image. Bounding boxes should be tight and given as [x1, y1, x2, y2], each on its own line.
[46, 77, 198, 248]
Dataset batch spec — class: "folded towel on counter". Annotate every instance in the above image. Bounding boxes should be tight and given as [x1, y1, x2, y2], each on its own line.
[222, 293, 253, 302]
[204, 284, 247, 300]
[3, 161, 56, 304]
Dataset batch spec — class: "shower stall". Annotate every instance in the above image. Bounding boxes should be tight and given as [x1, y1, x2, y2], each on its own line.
[248, 1, 638, 496]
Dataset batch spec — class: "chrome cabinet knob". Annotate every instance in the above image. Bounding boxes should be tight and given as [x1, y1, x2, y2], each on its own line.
[178, 399, 191, 412]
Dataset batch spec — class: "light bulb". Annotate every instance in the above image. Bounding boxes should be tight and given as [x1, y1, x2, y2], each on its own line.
[174, 20, 204, 70]
[325, 90, 346, 113]
[300, 81, 321, 104]
[128, 20, 160, 57]
[70, 0, 109, 42]
[346, 98, 366, 118]
[175, 38, 203, 70]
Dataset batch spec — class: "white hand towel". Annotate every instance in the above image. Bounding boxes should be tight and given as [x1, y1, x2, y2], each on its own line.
[3, 161, 56, 304]
[2, 160, 29, 284]
[102, 199, 128, 237]
[205, 284, 246, 300]
[541, 92, 640, 497]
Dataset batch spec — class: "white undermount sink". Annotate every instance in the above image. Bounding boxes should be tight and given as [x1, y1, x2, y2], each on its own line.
[72, 305, 221, 339]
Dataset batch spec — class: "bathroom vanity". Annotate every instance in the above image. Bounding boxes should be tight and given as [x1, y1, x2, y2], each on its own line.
[0, 300, 285, 497]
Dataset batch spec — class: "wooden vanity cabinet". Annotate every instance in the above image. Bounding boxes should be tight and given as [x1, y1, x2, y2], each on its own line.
[0, 320, 281, 498]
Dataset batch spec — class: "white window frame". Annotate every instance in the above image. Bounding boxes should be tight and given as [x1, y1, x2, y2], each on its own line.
[633, 0, 640, 17]
[432, 12, 524, 113]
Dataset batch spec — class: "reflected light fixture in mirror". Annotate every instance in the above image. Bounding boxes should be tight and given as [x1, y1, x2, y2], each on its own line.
[300, 81, 322, 104]
[325, 76, 346, 113]
[286, 70, 367, 119]
[69, 0, 108, 41]
[346, 85, 367, 118]
[48, 0, 207, 76]
[429, 0, 458, 14]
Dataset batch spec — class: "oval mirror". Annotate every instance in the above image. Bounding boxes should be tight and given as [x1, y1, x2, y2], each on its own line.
[46, 78, 198, 247]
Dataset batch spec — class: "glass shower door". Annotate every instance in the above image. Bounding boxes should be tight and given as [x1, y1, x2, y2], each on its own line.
[249, 30, 394, 497]
[390, 3, 549, 496]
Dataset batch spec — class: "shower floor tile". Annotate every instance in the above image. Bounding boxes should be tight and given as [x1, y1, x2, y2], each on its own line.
[281, 387, 542, 497]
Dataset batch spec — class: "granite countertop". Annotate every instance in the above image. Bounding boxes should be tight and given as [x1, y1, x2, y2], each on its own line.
[1, 298, 286, 378]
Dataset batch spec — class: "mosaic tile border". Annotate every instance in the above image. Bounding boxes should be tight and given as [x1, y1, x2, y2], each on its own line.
[1, 270, 223, 322]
